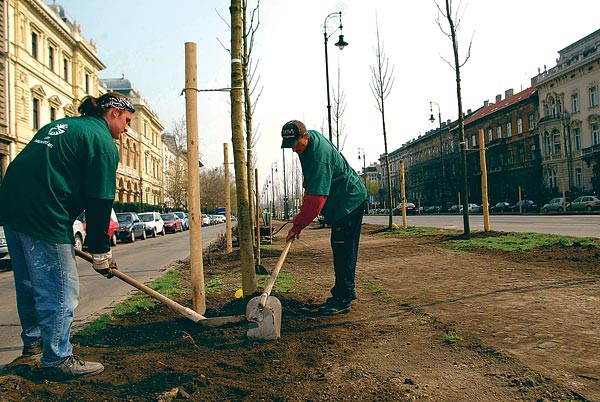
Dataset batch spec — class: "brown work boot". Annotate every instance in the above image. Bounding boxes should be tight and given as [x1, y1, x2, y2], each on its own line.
[44, 355, 104, 381]
[22, 341, 42, 357]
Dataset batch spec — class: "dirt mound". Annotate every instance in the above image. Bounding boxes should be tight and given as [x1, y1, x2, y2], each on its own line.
[1, 224, 598, 401]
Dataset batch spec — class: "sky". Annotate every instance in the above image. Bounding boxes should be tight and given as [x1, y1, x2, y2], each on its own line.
[49, 0, 599, 190]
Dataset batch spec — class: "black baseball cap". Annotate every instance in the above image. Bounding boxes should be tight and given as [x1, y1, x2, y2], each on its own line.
[281, 120, 306, 148]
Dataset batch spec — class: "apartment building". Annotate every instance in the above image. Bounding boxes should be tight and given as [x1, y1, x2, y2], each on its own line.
[102, 78, 164, 207]
[532, 28, 600, 196]
[1, 0, 104, 178]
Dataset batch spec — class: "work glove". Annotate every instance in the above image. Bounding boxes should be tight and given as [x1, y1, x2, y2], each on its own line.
[92, 251, 116, 278]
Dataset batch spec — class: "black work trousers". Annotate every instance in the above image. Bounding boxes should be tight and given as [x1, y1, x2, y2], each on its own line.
[329, 201, 365, 301]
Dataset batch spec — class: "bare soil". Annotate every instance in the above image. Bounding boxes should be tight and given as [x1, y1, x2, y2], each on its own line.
[1, 223, 599, 401]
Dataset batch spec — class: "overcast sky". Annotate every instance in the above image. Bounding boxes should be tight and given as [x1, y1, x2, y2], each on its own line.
[50, 0, 599, 189]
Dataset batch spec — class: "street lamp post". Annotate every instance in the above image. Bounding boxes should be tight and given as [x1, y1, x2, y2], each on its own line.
[139, 176, 143, 212]
[323, 5, 348, 144]
[430, 101, 444, 210]
[271, 162, 277, 219]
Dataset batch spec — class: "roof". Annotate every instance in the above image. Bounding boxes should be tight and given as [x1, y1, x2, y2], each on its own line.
[100, 78, 139, 97]
[464, 86, 537, 125]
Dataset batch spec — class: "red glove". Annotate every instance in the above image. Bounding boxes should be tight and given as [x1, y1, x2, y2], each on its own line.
[286, 194, 326, 241]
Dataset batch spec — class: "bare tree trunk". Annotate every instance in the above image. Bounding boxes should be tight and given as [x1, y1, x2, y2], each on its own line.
[444, 0, 470, 238]
[230, 0, 257, 295]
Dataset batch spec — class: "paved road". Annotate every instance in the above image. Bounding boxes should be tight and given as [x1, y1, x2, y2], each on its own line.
[364, 213, 600, 238]
[0, 224, 227, 367]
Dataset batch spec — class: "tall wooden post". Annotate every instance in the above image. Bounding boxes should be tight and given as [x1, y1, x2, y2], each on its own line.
[255, 169, 261, 265]
[561, 179, 566, 212]
[518, 186, 523, 214]
[478, 128, 490, 231]
[224, 143, 232, 253]
[400, 160, 407, 229]
[184, 42, 205, 314]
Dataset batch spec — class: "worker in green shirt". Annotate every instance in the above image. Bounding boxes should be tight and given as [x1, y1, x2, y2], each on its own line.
[0, 92, 134, 380]
[282, 120, 367, 315]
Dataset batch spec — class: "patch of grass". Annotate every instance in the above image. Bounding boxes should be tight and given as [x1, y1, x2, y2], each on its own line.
[253, 271, 297, 293]
[205, 276, 224, 293]
[444, 330, 463, 344]
[362, 281, 393, 301]
[77, 313, 111, 336]
[451, 232, 600, 252]
[381, 227, 446, 237]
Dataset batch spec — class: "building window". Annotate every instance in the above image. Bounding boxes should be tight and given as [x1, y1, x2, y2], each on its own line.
[546, 168, 557, 189]
[487, 128, 493, 142]
[572, 93, 579, 112]
[528, 114, 534, 130]
[85, 73, 90, 94]
[553, 131, 561, 155]
[589, 86, 598, 107]
[32, 98, 40, 130]
[50, 106, 56, 121]
[517, 118, 523, 134]
[544, 132, 551, 156]
[507, 122, 512, 137]
[507, 150, 514, 165]
[575, 168, 583, 189]
[31, 31, 38, 59]
[48, 46, 55, 71]
[574, 127, 581, 151]
[63, 58, 69, 81]
[497, 124, 502, 139]
[592, 122, 600, 146]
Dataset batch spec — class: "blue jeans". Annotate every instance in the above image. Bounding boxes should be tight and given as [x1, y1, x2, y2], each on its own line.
[4, 223, 79, 367]
[329, 201, 365, 301]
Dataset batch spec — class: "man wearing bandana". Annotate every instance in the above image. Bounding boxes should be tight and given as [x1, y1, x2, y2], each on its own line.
[0, 92, 134, 380]
[281, 120, 367, 316]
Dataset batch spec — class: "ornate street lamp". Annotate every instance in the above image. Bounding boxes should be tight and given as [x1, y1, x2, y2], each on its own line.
[271, 162, 277, 219]
[323, 4, 348, 144]
[430, 101, 445, 210]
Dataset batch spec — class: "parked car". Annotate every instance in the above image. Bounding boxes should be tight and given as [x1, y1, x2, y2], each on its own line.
[202, 214, 212, 226]
[448, 204, 462, 213]
[72, 219, 86, 251]
[542, 197, 568, 213]
[116, 212, 146, 242]
[0, 225, 8, 262]
[161, 213, 183, 233]
[393, 203, 417, 215]
[491, 202, 512, 213]
[138, 212, 166, 237]
[424, 205, 441, 213]
[567, 195, 600, 211]
[173, 211, 189, 230]
[467, 203, 479, 213]
[511, 200, 539, 213]
[78, 209, 120, 247]
[318, 214, 330, 228]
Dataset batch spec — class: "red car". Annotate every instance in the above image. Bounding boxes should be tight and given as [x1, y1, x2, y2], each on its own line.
[160, 213, 183, 233]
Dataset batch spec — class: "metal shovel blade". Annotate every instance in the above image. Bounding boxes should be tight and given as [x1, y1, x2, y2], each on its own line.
[245, 295, 282, 340]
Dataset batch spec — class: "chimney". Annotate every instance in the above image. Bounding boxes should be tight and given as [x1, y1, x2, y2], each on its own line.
[484, 100, 489, 107]
[495, 94, 502, 103]
[505, 88, 514, 98]
[467, 109, 472, 115]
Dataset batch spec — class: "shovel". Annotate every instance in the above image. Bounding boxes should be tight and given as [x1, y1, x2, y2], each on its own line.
[74, 248, 245, 327]
[246, 239, 294, 340]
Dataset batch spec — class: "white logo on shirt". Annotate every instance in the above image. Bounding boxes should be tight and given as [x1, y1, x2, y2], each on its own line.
[34, 123, 68, 148]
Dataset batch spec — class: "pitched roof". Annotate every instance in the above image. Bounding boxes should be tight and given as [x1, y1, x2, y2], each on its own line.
[464, 86, 537, 125]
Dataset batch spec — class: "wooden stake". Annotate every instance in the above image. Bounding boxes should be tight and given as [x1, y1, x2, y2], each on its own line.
[184, 42, 205, 314]
[478, 128, 490, 231]
[224, 143, 232, 253]
[400, 160, 407, 229]
[255, 168, 261, 265]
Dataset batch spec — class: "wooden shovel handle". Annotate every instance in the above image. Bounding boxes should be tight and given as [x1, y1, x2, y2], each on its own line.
[74, 248, 206, 323]
[259, 239, 293, 308]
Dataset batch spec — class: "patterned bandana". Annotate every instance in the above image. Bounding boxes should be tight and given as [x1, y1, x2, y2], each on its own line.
[99, 96, 135, 113]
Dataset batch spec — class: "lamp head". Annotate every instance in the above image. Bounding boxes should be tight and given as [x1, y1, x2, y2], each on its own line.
[335, 34, 348, 50]
[429, 113, 435, 123]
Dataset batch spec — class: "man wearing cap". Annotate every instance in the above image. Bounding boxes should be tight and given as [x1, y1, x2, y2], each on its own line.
[0, 92, 133, 380]
[282, 120, 367, 315]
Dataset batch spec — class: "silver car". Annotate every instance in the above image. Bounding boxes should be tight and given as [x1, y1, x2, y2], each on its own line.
[542, 197, 567, 213]
[0, 225, 8, 261]
[567, 195, 600, 211]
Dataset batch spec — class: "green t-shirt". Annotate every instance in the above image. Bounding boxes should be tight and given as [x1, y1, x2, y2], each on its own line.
[299, 130, 367, 224]
[0, 115, 119, 244]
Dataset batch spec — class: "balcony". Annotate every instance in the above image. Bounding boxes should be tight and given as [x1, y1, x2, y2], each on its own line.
[581, 144, 600, 158]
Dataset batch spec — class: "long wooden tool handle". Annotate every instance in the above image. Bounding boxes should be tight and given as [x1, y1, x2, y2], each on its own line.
[74, 248, 207, 323]
[259, 239, 293, 308]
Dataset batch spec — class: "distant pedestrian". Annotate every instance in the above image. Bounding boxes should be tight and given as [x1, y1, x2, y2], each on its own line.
[0, 92, 134, 380]
[281, 120, 367, 315]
